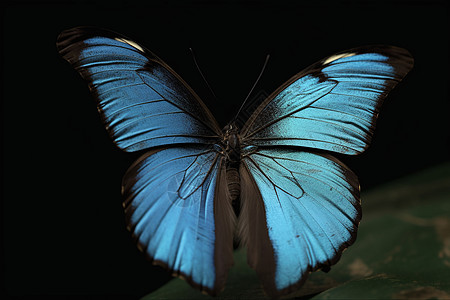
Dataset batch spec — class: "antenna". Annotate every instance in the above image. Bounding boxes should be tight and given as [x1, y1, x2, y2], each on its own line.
[189, 48, 218, 101]
[233, 54, 270, 122]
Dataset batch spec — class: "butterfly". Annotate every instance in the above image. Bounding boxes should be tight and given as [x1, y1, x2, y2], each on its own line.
[57, 26, 413, 297]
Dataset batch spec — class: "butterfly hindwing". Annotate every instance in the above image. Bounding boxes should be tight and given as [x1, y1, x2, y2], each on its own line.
[122, 146, 235, 294]
[57, 27, 221, 152]
[240, 148, 360, 297]
[241, 45, 414, 154]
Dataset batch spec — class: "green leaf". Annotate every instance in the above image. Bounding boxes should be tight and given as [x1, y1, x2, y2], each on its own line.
[144, 162, 450, 299]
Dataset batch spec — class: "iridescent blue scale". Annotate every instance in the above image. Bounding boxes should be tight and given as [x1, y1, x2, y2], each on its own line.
[57, 27, 413, 297]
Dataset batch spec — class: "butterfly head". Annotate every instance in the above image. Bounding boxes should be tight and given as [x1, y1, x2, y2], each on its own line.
[223, 122, 239, 134]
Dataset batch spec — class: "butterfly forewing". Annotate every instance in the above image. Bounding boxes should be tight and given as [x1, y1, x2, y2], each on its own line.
[57, 26, 221, 152]
[241, 45, 414, 155]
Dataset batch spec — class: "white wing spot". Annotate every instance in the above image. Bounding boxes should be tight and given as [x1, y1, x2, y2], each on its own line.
[323, 52, 356, 64]
[115, 37, 145, 52]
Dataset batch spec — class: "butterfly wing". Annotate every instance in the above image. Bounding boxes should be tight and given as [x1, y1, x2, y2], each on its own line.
[238, 46, 413, 296]
[241, 45, 414, 154]
[122, 146, 235, 294]
[58, 27, 234, 294]
[57, 26, 221, 151]
[240, 148, 360, 297]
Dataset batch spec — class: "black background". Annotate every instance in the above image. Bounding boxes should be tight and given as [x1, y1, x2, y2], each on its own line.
[2, 0, 449, 299]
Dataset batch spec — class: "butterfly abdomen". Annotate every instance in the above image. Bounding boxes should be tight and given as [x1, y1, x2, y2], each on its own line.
[226, 166, 240, 202]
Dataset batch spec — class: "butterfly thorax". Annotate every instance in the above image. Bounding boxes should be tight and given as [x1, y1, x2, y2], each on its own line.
[222, 123, 241, 215]
[223, 123, 241, 164]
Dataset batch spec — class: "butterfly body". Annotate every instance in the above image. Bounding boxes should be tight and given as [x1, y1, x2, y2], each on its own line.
[221, 123, 242, 211]
[57, 27, 413, 297]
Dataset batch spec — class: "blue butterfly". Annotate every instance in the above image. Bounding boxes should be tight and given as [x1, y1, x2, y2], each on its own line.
[57, 27, 413, 297]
